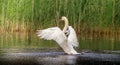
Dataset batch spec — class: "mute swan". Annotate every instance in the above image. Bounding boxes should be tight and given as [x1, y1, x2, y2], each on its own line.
[37, 16, 79, 54]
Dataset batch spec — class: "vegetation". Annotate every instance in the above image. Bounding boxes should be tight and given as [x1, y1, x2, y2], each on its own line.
[0, 0, 120, 35]
[0, 0, 120, 50]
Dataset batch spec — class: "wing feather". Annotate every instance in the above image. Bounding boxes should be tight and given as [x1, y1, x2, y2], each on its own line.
[37, 27, 67, 45]
[68, 26, 79, 47]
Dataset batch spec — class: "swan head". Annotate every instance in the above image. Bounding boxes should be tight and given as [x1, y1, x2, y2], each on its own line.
[61, 16, 67, 21]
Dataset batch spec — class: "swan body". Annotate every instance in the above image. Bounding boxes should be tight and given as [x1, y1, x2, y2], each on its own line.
[37, 16, 79, 54]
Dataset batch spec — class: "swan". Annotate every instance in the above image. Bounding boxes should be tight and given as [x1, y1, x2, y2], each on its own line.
[37, 16, 79, 54]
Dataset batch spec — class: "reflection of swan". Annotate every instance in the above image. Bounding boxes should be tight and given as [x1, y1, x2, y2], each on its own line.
[37, 55, 77, 65]
[37, 16, 79, 54]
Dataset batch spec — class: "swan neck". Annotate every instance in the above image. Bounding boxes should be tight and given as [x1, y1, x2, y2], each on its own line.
[63, 18, 69, 32]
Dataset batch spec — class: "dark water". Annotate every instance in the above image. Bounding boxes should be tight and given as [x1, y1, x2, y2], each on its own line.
[0, 32, 120, 65]
[0, 49, 120, 65]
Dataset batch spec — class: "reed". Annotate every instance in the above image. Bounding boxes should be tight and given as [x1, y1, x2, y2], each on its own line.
[0, 0, 120, 36]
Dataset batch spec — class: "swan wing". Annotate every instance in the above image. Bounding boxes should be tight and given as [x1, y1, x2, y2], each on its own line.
[37, 27, 67, 45]
[68, 26, 79, 47]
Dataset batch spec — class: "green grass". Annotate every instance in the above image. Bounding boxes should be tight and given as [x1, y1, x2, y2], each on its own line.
[0, 0, 120, 32]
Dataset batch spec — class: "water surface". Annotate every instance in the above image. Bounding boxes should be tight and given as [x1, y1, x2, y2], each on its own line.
[0, 32, 120, 51]
[0, 32, 120, 65]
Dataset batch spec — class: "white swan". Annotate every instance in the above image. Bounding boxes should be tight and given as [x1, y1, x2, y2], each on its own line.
[37, 16, 79, 54]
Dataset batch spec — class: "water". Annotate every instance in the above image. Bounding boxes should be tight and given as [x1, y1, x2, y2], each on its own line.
[0, 50, 120, 65]
[0, 32, 120, 65]
[0, 32, 120, 50]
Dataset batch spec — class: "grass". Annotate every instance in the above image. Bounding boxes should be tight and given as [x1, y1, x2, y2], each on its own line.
[0, 0, 120, 37]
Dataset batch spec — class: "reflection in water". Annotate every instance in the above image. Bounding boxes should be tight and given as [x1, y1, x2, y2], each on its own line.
[0, 32, 120, 65]
[37, 55, 77, 65]
[0, 32, 120, 51]
[0, 51, 78, 65]
[0, 51, 120, 65]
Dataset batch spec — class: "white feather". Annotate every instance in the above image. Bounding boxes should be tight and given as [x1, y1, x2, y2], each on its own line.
[37, 27, 67, 45]
[37, 26, 79, 54]
[37, 16, 79, 54]
[68, 26, 79, 47]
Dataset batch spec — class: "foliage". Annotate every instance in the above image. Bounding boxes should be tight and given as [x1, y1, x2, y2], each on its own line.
[0, 0, 120, 32]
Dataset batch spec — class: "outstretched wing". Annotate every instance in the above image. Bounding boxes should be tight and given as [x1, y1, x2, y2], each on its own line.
[37, 27, 67, 45]
[68, 26, 79, 47]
